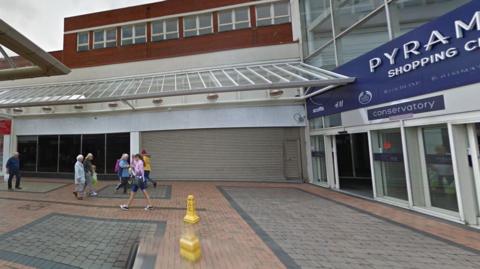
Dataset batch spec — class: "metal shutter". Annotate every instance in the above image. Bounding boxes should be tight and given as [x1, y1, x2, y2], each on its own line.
[141, 128, 300, 181]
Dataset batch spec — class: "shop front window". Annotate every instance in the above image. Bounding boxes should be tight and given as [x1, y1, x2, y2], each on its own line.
[422, 126, 458, 212]
[37, 136, 59, 172]
[82, 134, 106, 174]
[373, 129, 408, 201]
[17, 136, 37, 172]
[59, 135, 81, 173]
[311, 136, 327, 184]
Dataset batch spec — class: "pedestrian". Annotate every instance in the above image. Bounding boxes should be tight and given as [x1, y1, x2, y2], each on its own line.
[74, 154, 86, 200]
[141, 149, 157, 188]
[120, 154, 153, 211]
[114, 158, 122, 189]
[115, 154, 130, 194]
[83, 153, 98, 197]
[6, 152, 21, 191]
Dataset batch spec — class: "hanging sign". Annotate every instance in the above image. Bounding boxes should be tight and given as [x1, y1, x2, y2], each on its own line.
[307, 1, 480, 119]
[0, 120, 11, 135]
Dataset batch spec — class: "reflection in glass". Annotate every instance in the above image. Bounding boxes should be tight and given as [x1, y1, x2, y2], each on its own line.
[336, 6, 389, 65]
[82, 134, 106, 174]
[423, 126, 458, 212]
[38, 136, 59, 172]
[373, 129, 407, 200]
[106, 133, 130, 174]
[300, 0, 333, 56]
[59, 135, 81, 173]
[17, 136, 37, 172]
[390, 0, 470, 38]
[311, 136, 327, 184]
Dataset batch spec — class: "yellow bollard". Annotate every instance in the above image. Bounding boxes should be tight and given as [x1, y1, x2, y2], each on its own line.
[179, 232, 202, 262]
[184, 195, 200, 224]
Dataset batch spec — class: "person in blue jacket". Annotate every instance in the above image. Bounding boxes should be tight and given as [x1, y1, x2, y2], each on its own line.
[6, 152, 21, 191]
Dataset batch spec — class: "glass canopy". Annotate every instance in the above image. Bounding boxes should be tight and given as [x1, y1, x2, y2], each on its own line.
[0, 61, 354, 108]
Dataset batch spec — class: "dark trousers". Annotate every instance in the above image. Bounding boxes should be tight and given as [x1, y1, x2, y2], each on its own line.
[8, 170, 21, 189]
[144, 171, 156, 185]
[116, 177, 129, 194]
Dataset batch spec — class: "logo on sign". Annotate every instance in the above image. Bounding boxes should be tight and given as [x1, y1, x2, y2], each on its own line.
[358, 91, 373, 105]
[312, 106, 325, 113]
[334, 100, 344, 108]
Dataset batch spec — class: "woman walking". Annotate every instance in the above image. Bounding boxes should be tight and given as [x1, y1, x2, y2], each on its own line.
[115, 154, 130, 194]
[141, 150, 157, 188]
[120, 154, 153, 211]
[84, 153, 98, 197]
[73, 155, 85, 200]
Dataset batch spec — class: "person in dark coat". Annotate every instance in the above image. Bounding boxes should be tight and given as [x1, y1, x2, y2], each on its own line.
[6, 152, 21, 191]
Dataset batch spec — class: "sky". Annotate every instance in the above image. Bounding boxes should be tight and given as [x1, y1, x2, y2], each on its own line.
[0, 0, 162, 52]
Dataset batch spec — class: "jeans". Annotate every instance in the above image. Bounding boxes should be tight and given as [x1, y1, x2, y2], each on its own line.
[116, 177, 129, 193]
[7, 170, 21, 189]
[144, 171, 156, 185]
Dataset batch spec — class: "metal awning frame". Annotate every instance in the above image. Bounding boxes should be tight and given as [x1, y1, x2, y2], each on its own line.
[0, 60, 355, 109]
[0, 19, 70, 80]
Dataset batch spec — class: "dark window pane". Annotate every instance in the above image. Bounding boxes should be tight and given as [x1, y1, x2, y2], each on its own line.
[37, 136, 59, 172]
[18, 136, 37, 172]
[59, 135, 81, 173]
[82, 134, 105, 174]
[106, 133, 130, 174]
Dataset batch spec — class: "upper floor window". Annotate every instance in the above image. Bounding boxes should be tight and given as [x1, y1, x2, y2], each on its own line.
[256, 1, 290, 27]
[93, 28, 117, 49]
[121, 24, 147, 46]
[218, 7, 251, 32]
[77, 32, 89, 52]
[151, 18, 179, 42]
[184, 13, 213, 37]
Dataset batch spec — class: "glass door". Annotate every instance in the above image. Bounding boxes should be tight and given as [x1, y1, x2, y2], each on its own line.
[372, 129, 408, 201]
[311, 136, 327, 185]
[421, 125, 458, 212]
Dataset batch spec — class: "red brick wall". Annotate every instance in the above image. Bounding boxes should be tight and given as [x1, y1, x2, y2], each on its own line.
[60, 0, 295, 68]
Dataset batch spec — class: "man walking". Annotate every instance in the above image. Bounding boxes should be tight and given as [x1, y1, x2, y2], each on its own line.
[141, 150, 157, 188]
[6, 152, 21, 191]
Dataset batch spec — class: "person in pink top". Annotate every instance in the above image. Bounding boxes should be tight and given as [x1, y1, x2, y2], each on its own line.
[120, 154, 153, 211]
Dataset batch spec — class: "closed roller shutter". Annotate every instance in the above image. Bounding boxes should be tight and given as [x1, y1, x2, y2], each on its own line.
[141, 128, 300, 181]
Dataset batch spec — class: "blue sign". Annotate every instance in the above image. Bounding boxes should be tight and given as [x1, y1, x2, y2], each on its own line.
[367, 95, 445, 120]
[307, 1, 480, 119]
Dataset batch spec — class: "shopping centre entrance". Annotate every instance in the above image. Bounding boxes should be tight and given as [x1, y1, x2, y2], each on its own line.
[336, 133, 373, 198]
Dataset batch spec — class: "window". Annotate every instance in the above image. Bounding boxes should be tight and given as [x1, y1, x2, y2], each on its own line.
[59, 135, 81, 173]
[106, 133, 130, 173]
[151, 18, 179, 42]
[37, 136, 59, 172]
[218, 7, 251, 32]
[256, 1, 290, 27]
[77, 32, 89, 51]
[82, 134, 106, 174]
[17, 136, 37, 172]
[121, 24, 147, 46]
[93, 28, 117, 49]
[184, 13, 213, 37]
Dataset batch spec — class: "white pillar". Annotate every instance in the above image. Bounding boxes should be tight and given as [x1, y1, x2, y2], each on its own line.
[130, 131, 140, 158]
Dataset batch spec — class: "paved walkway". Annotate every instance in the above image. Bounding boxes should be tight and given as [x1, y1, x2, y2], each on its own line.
[0, 179, 479, 269]
[221, 187, 480, 269]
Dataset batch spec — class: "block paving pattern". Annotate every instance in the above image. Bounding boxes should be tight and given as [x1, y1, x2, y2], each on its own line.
[96, 184, 171, 199]
[0, 213, 164, 269]
[222, 187, 480, 269]
[0, 179, 480, 269]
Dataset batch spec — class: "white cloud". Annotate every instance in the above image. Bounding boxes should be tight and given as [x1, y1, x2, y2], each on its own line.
[0, 0, 163, 51]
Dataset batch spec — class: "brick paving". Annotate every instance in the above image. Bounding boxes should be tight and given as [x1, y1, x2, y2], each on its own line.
[221, 187, 480, 269]
[96, 184, 171, 199]
[0, 213, 164, 269]
[0, 181, 69, 193]
[0, 179, 479, 269]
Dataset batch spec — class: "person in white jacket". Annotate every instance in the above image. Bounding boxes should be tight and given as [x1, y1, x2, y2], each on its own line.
[73, 154, 86, 200]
